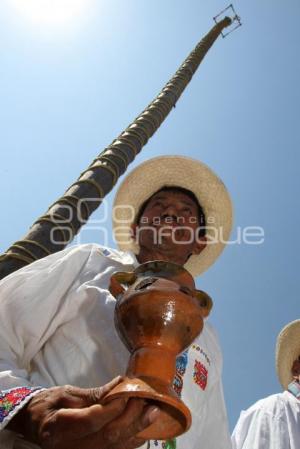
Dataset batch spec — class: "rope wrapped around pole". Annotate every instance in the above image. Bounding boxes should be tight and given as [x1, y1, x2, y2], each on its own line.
[0, 16, 231, 280]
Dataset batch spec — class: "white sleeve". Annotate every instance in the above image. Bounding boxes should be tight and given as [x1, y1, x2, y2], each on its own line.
[231, 403, 290, 449]
[0, 244, 93, 429]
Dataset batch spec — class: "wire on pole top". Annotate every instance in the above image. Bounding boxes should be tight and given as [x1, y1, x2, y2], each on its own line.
[213, 4, 242, 38]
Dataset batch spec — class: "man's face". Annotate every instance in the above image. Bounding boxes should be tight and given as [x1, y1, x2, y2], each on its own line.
[292, 356, 300, 379]
[131, 189, 206, 264]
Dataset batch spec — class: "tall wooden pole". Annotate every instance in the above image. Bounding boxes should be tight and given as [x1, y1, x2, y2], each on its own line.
[0, 17, 231, 280]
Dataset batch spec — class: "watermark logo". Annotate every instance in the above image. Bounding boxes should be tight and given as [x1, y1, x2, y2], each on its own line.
[47, 198, 265, 246]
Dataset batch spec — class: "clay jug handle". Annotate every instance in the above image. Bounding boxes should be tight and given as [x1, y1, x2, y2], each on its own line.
[109, 271, 137, 299]
[194, 290, 213, 318]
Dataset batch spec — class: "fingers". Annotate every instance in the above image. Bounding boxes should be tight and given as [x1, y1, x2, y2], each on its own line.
[41, 398, 160, 449]
[102, 398, 145, 443]
[109, 436, 147, 449]
[21, 382, 161, 449]
[140, 405, 160, 427]
[116, 405, 160, 449]
[103, 399, 160, 444]
[70, 400, 158, 449]
[95, 376, 124, 401]
[40, 397, 128, 444]
[62, 376, 123, 407]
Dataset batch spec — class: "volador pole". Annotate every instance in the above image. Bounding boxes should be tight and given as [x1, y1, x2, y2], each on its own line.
[0, 16, 233, 280]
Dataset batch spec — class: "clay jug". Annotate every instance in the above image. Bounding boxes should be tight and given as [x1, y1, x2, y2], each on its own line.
[104, 260, 212, 440]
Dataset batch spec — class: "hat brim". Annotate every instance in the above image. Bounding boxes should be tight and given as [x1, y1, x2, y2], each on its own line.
[112, 155, 233, 277]
[276, 319, 300, 389]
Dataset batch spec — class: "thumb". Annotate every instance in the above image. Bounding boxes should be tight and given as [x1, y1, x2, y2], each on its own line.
[88, 376, 124, 403]
[64, 376, 124, 406]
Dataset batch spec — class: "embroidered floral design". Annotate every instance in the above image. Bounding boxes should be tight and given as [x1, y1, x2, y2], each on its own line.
[151, 354, 189, 448]
[0, 387, 39, 424]
[164, 438, 176, 449]
[173, 373, 183, 397]
[153, 439, 176, 449]
[173, 350, 188, 397]
[192, 344, 211, 365]
[193, 359, 208, 390]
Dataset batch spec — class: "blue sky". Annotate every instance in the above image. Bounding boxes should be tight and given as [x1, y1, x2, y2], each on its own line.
[1, 0, 299, 431]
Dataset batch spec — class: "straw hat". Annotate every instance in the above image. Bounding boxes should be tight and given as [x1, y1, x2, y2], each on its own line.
[276, 319, 300, 389]
[112, 155, 233, 277]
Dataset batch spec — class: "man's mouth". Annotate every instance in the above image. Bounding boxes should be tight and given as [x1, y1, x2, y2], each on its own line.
[152, 221, 187, 239]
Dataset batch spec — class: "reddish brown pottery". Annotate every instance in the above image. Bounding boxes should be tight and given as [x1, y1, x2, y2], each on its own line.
[104, 260, 213, 440]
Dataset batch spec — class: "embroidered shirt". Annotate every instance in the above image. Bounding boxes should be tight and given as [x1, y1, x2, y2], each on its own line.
[0, 243, 231, 449]
[231, 390, 300, 449]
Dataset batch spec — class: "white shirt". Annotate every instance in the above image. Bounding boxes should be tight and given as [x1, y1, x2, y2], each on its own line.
[0, 243, 231, 449]
[232, 390, 300, 449]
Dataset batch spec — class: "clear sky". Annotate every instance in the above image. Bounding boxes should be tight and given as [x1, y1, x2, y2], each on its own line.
[0, 0, 299, 431]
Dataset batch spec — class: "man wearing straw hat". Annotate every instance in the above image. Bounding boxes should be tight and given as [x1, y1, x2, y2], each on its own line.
[232, 319, 300, 449]
[0, 155, 233, 449]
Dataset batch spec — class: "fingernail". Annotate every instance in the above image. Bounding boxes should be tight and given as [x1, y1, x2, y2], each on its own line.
[142, 406, 160, 426]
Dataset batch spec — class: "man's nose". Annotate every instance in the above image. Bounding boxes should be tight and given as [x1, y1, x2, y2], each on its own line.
[161, 205, 178, 219]
[163, 204, 178, 214]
